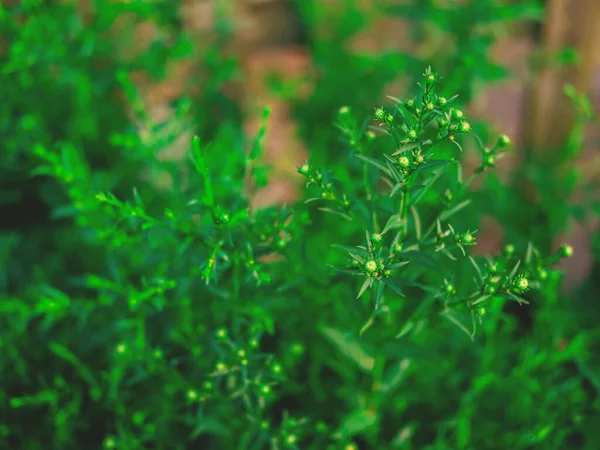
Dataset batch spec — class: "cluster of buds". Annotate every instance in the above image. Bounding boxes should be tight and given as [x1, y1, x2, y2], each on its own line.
[437, 108, 472, 142]
[184, 328, 285, 409]
[453, 230, 477, 246]
[211, 206, 230, 226]
[297, 162, 351, 211]
[476, 134, 511, 174]
[363, 258, 391, 279]
[395, 149, 426, 176]
[373, 106, 394, 126]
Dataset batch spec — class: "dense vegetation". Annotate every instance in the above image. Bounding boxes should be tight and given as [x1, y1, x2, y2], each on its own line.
[2, 1, 599, 449]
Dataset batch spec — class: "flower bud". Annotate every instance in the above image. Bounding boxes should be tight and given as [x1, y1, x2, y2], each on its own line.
[458, 121, 471, 134]
[497, 134, 511, 148]
[560, 244, 574, 258]
[365, 260, 378, 274]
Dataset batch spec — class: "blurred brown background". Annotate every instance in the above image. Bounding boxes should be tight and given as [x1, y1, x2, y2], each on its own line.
[106, 0, 600, 289]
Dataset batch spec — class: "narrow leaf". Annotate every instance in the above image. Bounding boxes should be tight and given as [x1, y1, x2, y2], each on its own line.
[321, 327, 375, 373]
[355, 154, 392, 176]
[357, 278, 373, 298]
[439, 199, 472, 221]
[381, 214, 405, 235]
[318, 207, 353, 221]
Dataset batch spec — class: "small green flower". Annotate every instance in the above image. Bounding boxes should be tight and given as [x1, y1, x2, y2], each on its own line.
[339, 106, 350, 115]
[497, 134, 511, 148]
[513, 276, 530, 294]
[286, 434, 298, 445]
[365, 260, 378, 274]
[398, 156, 410, 168]
[453, 109, 464, 119]
[484, 155, 495, 167]
[290, 342, 305, 356]
[425, 102, 434, 111]
[103, 436, 117, 449]
[315, 421, 328, 433]
[216, 328, 228, 339]
[187, 390, 198, 401]
[561, 244, 574, 258]
[455, 231, 476, 245]
[485, 285, 496, 295]
[458, 121, 471, 133]
[371, 233, 383, 245]
[438, 96, 447, 106]
[407, 129, 418, 141]
[298, 163, 310, 175]
[463, 232, 475, 244]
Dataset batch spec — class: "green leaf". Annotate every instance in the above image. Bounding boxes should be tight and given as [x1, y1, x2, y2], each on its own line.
[318, 207, 353, 221]
[392, 142, 420, 156]
[357, 278, 373, 298]
[333, 409, 378, 441]
[321, 327, 375, 373]
[355, 154, 392, 176]
[48, 342, 101, 400]
[191, 136, 213, 206]
[414, 159, 451, 174]
[381, 214, 405, 235]
[249, 107, 271, 160]
[382, 278, 405, 297]
[443, 311, 475, 341]
[359, 315, 376, 337]
[468, 256, 483, 280]
[507, 260, 521, 282]
[410, 171, 443, 206]
[380, 358, 411, 394]
[439, 199, 472, 221]
[410, 206, 421, 240]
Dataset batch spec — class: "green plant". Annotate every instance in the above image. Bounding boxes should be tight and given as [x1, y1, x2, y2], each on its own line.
[0, 0, 242, 292]
[5, 61, 592, 449]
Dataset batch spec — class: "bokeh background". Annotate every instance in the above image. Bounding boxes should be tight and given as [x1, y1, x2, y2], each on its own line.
[2, 0, 600, 448]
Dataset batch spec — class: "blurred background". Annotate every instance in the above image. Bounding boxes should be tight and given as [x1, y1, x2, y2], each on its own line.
[3, 0, 600, 285]
[90, 0, 600, 284]
[3, 0, 600, 447]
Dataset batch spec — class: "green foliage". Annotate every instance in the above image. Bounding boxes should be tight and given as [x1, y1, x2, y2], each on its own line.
[2, 1, 600, 449]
